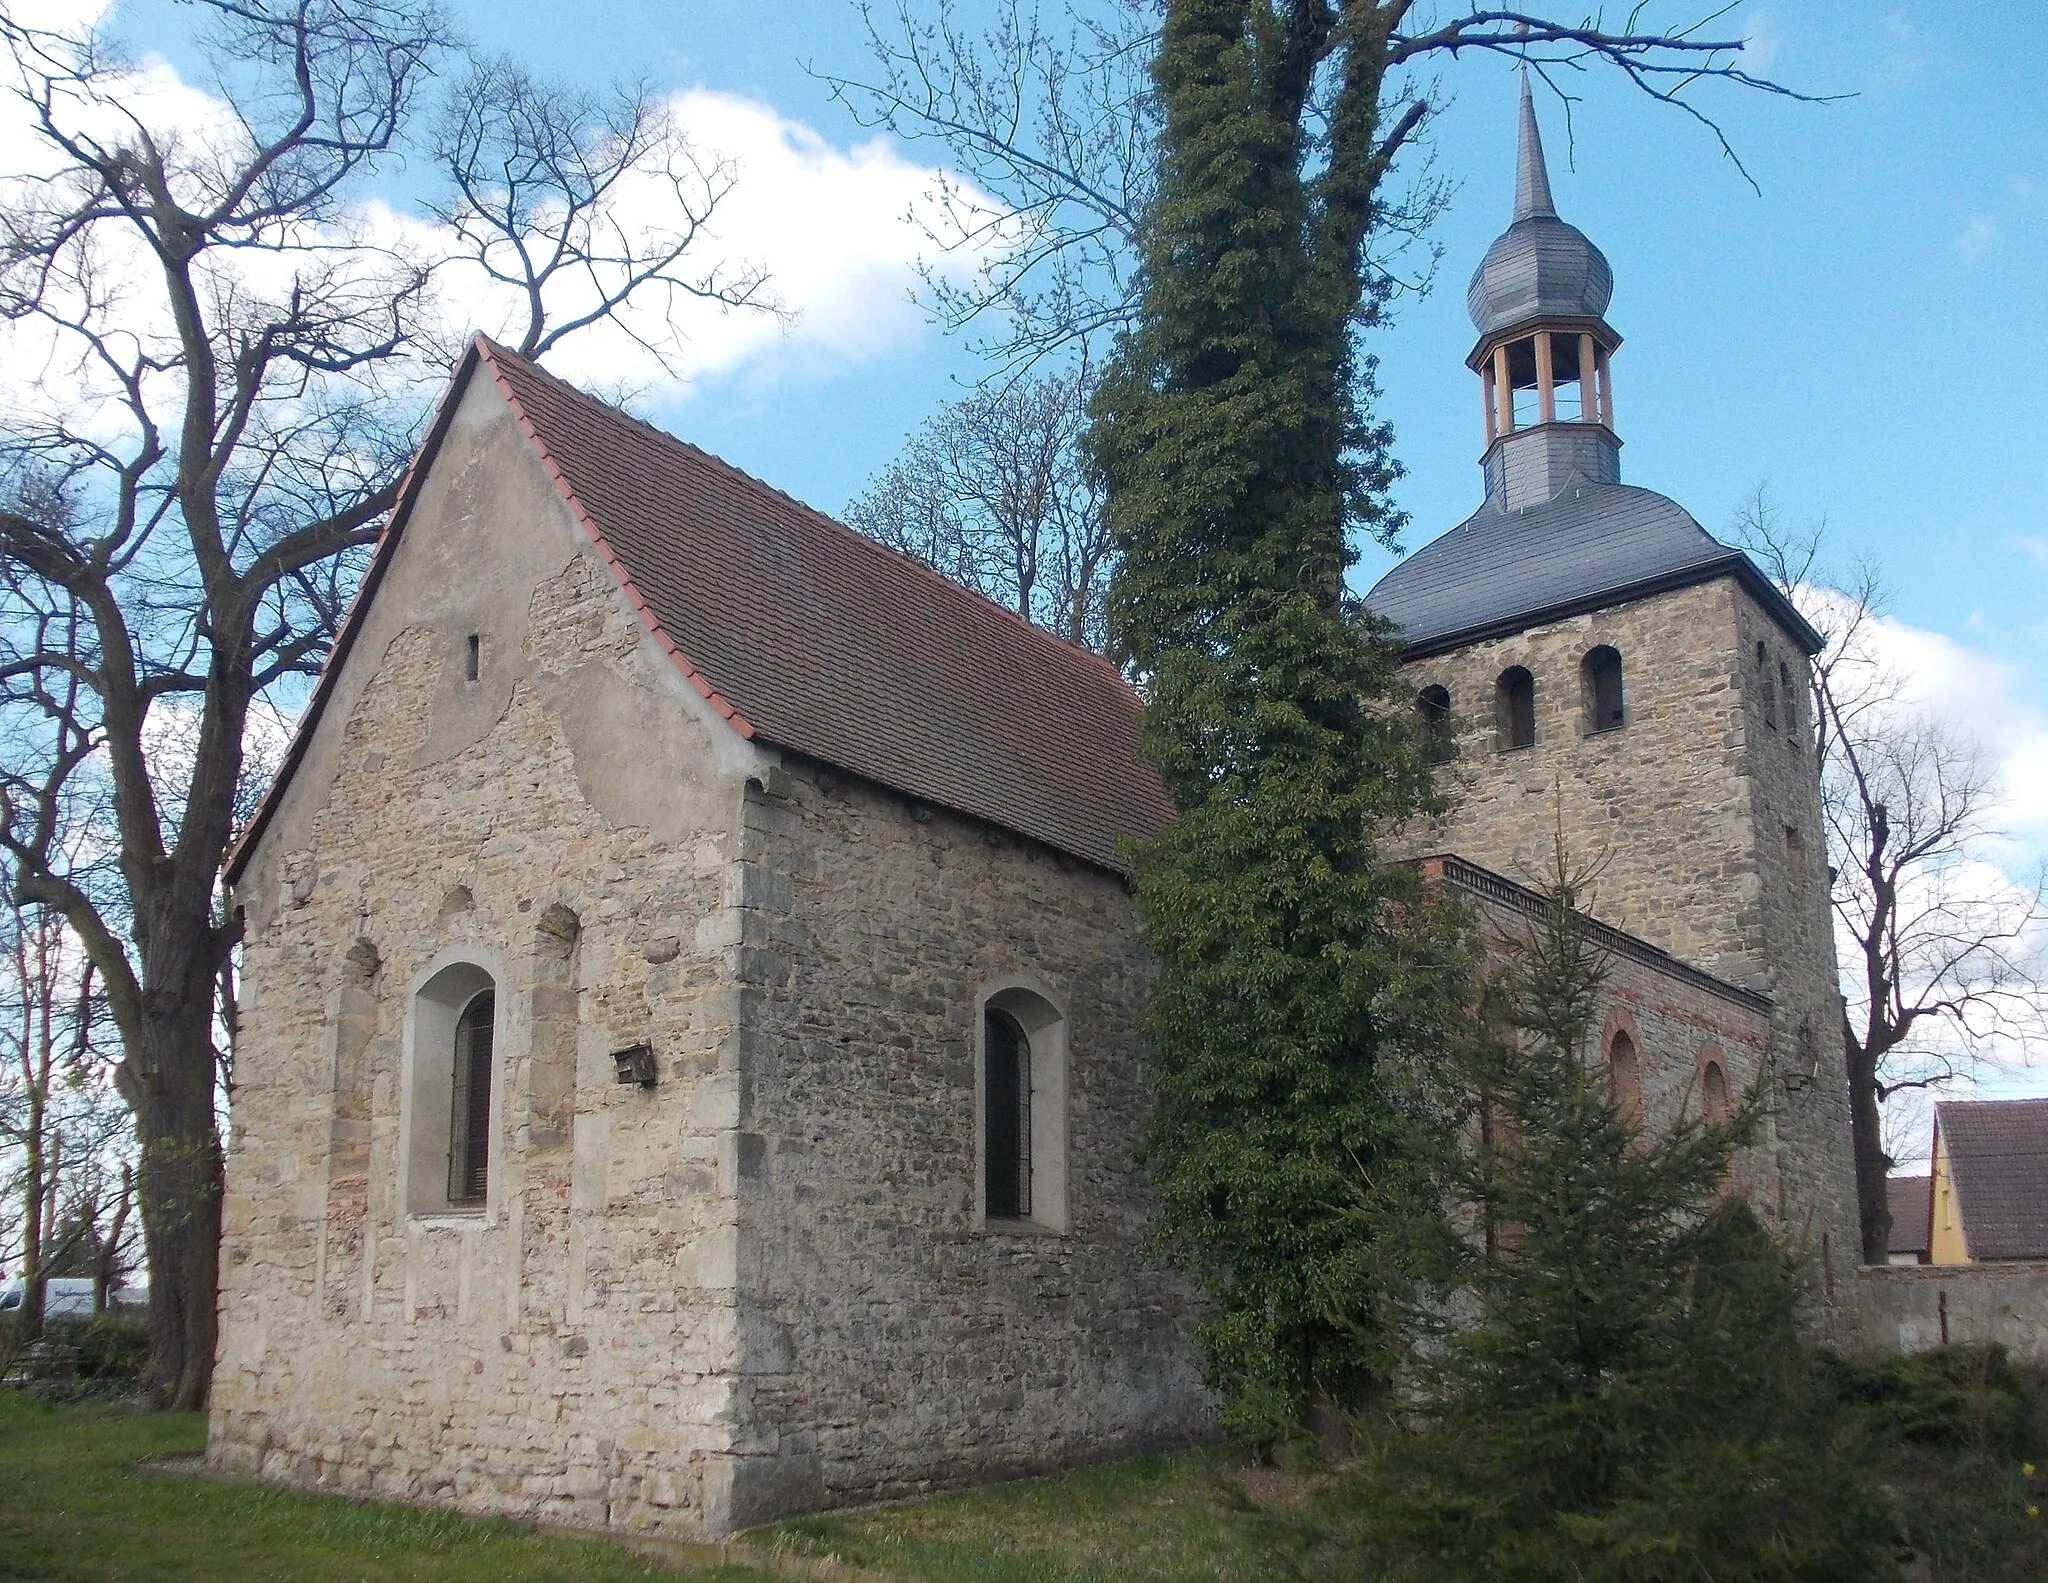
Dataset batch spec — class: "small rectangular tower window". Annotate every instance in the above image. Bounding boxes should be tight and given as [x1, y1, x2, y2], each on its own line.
[465, 633, 481, 683]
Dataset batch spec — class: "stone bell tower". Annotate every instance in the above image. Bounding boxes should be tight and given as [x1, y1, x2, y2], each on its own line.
[1366, 74, 1862, 1319]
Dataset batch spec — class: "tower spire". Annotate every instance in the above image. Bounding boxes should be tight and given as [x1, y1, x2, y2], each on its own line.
[1466, 74, 1620, 509]
[1514, 69, 1557, 221]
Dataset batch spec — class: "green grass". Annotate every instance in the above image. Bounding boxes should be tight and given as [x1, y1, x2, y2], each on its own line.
[13, 1387, 2042, 1582]
[0, 1394, 772, 1583]
[763, 1450, 1307, 1583]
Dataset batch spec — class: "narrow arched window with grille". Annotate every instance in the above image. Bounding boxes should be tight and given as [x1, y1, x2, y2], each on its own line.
[1756, 641, 1778, 730]
[1416, 684, 1456, 763]
[1495, 666, 1535, 751]
[448, 988, 495, 1207]
[983, 1007, 1032, 1219]
[1581, 645, 1625, 734]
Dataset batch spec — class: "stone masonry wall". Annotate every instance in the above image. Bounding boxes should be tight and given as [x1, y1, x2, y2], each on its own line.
[211, 374, 770, 1536]
[1858, 1263, 2048, 1367]
[726, 761, 1214, 1519]
[212, 367, 1212, 1539]
[1398, 575, 1860, 1323]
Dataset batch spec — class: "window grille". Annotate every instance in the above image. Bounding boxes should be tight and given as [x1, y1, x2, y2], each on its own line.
[448, 989, 495, 1206]
[984, 1008, 1032, 1219]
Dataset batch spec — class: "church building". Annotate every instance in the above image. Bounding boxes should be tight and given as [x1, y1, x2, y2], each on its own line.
[208, 83, 1858, 1538]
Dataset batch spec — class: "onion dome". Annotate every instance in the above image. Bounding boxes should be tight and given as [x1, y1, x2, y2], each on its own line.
[1466, 73, 1613, 338]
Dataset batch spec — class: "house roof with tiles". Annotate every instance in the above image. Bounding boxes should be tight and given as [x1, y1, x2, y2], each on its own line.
[1935, 1100, 2048, 1261]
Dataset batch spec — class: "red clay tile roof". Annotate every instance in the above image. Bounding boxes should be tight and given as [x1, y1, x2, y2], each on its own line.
[1936, 1100, 2048, 1261]
[475, 341, 1167, 872]
[227, 337, 1168, 883]
[1887, 1175, 1931, 1258]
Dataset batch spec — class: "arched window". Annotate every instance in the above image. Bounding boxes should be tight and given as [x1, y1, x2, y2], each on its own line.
[1701, 1058, 1732, 1125]
[979, 984, 1070, 1231]
[1495, 666, 1535, 752]
[1581, 646, 1625, 734]
[1608, 1029, 1642, 1126]
[448, 989, 495, 1206]
[1416, 685, 1456, 764]
[404, 958, 499, 1217]
[1779, 659, 1797, 733]
[1756, 641, 1778, 730]
[983, 1007, 1032, 1219]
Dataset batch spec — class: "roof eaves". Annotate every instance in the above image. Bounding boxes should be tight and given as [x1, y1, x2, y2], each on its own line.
[1393, 551, 1824, 661]
[224, 341, 485, 887]
[473, 338, 759, 741]
[1423, 851, 1771, 1015]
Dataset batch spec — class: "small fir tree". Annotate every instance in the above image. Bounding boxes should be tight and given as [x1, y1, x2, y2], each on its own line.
[1088, 2, 1472, 1439]
[1329, 851, 1888, 1581]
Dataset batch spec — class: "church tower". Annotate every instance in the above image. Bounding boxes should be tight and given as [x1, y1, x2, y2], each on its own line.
[1366, 76, 1861, 1309]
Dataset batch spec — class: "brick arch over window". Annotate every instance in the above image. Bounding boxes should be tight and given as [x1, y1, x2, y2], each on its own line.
[1601, 1007, 1643, 1126]
[1495, 665, 1535, 752]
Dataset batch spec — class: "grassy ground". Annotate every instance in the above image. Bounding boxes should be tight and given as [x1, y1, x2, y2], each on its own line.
[8, 1387, 2045, 1582]
[763, 1451, 1309, 1583]
[0, 1393, 772, 1583]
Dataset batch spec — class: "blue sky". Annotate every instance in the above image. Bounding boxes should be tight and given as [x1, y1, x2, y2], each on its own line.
[112, 2, 2046, 660]
[72, 3, 2048, 1144]
[429, 1, 2048, 676]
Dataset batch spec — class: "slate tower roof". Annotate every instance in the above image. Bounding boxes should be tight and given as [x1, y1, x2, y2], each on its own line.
[1465, 72, 1615, 339]
[1366, 77, 1818, 657]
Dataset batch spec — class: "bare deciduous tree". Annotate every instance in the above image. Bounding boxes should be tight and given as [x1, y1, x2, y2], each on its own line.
[1738, 490, 2048, 1264]
[847, 369, 1111, 649]
[823, 1, 1810, 369]
[0, 891, 121, 1352]
[428, 55, 773, 363]
[0, 0, 770, 1405]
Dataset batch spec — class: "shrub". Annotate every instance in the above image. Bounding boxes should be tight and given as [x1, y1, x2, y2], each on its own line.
[46, 1313, 150, 1385]
[1825, 1343, 2034, 1460]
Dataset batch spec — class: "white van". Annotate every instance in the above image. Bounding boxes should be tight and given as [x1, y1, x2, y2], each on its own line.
[0, 1278, 97, 1317]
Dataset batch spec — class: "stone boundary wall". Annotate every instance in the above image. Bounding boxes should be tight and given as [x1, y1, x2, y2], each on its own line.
[1857, 1263, 2048, 1367]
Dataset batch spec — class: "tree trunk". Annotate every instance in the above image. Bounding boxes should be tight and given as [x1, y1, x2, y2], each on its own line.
[1846, 1031, 1892, 1265]
[121, 973, 224, 1409]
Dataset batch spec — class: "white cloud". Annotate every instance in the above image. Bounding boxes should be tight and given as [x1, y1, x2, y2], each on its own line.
[2008, 534, 2048, 570]
[1740, 9, 1784, 73]
[0, 28, 982, 434]
[1954, 214, 1997, 258]
[1803, 587, 2048, 843]
[446, 88, 980, 400]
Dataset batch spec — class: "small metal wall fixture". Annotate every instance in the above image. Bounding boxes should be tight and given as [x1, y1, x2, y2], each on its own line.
[611, 1042, 658, 1087]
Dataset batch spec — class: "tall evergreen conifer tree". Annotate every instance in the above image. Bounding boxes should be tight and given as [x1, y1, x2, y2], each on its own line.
[1327, 854, 1887, 1579]
[1087, 2, 1469, 1438]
